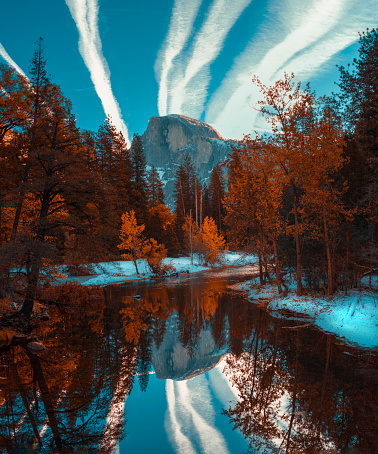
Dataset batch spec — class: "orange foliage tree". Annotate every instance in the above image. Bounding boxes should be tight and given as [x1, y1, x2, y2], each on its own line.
[250, 73, 349, 295]
[118, 210, 146, 274]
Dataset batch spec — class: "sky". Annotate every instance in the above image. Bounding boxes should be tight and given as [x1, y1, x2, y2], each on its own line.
[1, 0, 377, 145]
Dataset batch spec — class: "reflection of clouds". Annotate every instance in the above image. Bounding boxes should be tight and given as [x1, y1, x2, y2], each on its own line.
[210, 357, 240, 402]
[165, 376, 229, 454]
[65, 0, 129, 143]
[165, 379, 197, 454]
[100, 351, 135, 453]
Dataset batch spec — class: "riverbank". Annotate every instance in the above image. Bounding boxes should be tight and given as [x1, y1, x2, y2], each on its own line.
[63, 252, 258, 286]
[236, 280, 378, 350]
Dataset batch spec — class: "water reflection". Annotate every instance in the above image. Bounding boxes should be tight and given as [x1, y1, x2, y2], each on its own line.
[0, 273, 376, 453]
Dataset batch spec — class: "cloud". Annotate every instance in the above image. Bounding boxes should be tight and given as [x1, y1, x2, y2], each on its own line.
[65, 0, 129, 143]
[167, 0, 253, 119]
[156, 0, 252, 120]
[206, 0, 356, 138]
[0, 42, 27, 77]
[165, 379, 197, 454]
[155, 0, 203, 117]
[175, 378, 229, 454]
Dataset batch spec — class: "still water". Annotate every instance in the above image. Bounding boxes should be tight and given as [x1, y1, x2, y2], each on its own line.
[0, 267, 377, 453]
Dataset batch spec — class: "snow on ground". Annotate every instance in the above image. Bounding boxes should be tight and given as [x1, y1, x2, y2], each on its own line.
[65, 252, 256, 287]
[237, 280, 378, 350]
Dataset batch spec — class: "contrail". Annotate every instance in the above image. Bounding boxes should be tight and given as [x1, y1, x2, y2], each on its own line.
[65, 0, 130, 144]
[167, 0, 252, 119]
[0, 43, 27, 77]
[205, 0, 378, 139]
[155, 0, 202, 117]
[176, 378, 229, 454]
[165, 379, 197, 454]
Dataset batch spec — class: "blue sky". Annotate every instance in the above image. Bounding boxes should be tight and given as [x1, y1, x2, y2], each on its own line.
[1, 0, 377, 145]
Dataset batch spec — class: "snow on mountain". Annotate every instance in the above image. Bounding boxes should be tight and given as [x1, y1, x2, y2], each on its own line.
[141, 114, 237, 206]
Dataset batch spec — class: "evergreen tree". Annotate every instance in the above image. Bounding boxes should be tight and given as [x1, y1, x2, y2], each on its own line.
[147, 165, 165, 209]
[335, 29, 378, 271]
[208, 162, 226, 232]
[96, 117, 134, 223]
[173, 155, 198, 248]
[145, 204, 179, 257]
[130, 134, 148, 222]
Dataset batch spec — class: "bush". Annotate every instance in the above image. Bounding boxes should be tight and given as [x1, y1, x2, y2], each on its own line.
[143, 238, 168, 274]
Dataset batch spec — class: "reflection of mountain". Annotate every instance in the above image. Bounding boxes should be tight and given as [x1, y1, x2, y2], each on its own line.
[151, 314, 225, 380]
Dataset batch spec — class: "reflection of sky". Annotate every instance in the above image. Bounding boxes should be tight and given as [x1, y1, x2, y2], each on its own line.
[1, 1, 378, 141]
[118, 368, 247, 454]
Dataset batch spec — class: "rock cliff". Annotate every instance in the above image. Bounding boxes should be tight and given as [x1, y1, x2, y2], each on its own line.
[151, 314, 225, 380]
[141, 114, 236, 206]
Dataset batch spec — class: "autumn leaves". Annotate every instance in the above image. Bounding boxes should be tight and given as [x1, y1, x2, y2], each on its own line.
[118, 210, 226, 275]
[225, 73, 350, 297]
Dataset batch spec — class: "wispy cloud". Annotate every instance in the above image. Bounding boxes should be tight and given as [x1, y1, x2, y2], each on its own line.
[205, 0, 378, 138]
[0, 43, 27, 77]
[156, 0, 252, 120]
[65, 0, 129, 143]
[165, 379, 197, 454]
[167, 0, 253, 119]
[155, 0, 202, 117]
[176, 378, 229, 454]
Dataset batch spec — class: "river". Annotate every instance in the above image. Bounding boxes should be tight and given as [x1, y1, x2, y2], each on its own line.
[0, 267, 376, 453]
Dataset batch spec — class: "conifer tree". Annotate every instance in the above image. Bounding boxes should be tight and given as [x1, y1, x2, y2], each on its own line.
[173, 155, 198, 248]
[147, 165, 165, 209]
[335, 29, 378, 272]
[96, 117, 134, 226]
[10, 38, 51, 243]
[130, 134, 148, 222]
[208, 162, 226, 232]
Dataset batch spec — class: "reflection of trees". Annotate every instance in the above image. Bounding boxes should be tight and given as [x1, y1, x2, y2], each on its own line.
[223, 313, 378, 454]
[0, 288, 136, 452]
[120, 287, 173, 391]
[224, 313, 288, 453]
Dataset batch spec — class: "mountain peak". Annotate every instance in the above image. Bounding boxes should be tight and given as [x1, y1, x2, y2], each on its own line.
[141, 114, 235, 205]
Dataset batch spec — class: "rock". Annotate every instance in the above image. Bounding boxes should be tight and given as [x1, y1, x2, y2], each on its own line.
[40, 312, 50, 321]
[141, 114, 237, 206]
[0, 328, 15, 348]
[26, 341, 46, 353]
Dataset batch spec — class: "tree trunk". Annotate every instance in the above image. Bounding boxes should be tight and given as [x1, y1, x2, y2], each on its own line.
[323, 204, 334, 295]
[285, 329, 300, 453]
[272, 237, 283, 295]
[7, 357, 42, 446]
[20, 175, 52, 318]
[20, 254, 42, 319]
[27, 352, 63, 450]
[258, 250, 264, 286]
[292, 195, 303, 295]
[10, 163, 31, 242]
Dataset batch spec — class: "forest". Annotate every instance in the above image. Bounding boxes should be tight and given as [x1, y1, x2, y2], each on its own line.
[0, 28, 377, 320]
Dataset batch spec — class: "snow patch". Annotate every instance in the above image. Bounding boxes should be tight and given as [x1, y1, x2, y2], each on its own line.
[240, 281, 378, 349]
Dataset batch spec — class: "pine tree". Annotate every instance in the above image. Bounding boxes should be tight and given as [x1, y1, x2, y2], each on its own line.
[96, 117, 134, 226]
[10, 38, 51, 243]
[335, 29, 378, 272]
[173, 155, 198, 249]
[147, 165, 165, 209]
[130, 134, 148, 223]
[208, 162, 226, 232]
[19, 85, 103, 318]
